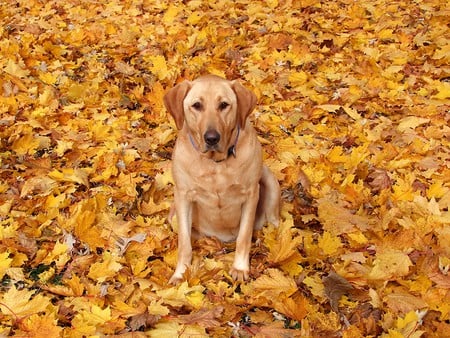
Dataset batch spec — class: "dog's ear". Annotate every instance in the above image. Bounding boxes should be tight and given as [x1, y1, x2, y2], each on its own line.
[163, 81, 191, 130]
[231, 80, 257, 128]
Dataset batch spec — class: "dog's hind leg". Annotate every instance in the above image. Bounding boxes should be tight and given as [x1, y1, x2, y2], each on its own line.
[255, 165, 280, 229]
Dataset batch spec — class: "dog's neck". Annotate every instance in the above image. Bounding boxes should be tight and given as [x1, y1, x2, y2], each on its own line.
[188, 125, 240, 162]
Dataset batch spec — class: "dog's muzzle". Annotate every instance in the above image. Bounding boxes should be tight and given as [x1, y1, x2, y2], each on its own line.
[204, 129, 220, 147]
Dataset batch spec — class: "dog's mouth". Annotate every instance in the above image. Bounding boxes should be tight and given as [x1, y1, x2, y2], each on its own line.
[201, 145, 228, 162]
[205, 150, 227, 162]
[202, 143, 222, 152]
[189, 126, 239, 162]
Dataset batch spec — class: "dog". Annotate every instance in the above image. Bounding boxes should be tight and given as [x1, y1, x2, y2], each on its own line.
[163, 75, 280, 284]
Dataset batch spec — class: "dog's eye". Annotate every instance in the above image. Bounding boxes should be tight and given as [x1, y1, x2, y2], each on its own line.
[191, 102, 202, 110]
[219, 102, 229, 110]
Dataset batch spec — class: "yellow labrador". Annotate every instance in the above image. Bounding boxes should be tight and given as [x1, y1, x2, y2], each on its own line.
[164, 75, 280, 283]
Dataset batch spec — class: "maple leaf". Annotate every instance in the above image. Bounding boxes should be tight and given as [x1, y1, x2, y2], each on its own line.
[149, 321, 208, 338]
[366, 168, 392, 193]
[241, 268, 297, 300]
[273, 294, 308, 322]
[128, 310, 159, 331]
[88, 251, 122, 282]
[1, 0, 449, 335]
[385, 292, 428, 315]
[367, 250, 413, 281]
[72, 305, 112, 336]
[178, 306, 224, 328]
[264, 220, 303, 265]
[0, 252, 12, 279]
[317, 197, 371, 235]
[156, 282, 205, 309]
[323, 272, 354, 313]
[17, 314, 63, 338]
[318, 231, 343, 256]
[0, 286, 51, 318]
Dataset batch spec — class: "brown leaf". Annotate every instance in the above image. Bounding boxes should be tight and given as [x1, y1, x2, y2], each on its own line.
[128, 311, 159, 331]
[178, 306, 224, 328]
[323, 272, 354, 313]
[366, 168, 392, 192]
[385, 292, 428, 315]
[348, 303, 383, 337]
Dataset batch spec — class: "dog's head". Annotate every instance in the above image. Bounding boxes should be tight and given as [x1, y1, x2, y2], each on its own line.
[163, 75, 257, 161]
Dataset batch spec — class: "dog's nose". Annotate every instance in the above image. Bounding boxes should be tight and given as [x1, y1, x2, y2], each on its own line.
[204, 129, 220, 146]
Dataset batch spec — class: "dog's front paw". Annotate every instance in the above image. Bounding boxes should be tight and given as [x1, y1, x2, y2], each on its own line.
[229, 266, 249, 281]
[169, 272, 184, 285]
[169, 265, 187, 284]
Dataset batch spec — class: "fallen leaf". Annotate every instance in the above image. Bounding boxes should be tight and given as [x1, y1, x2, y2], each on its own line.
[178, 306, 223, 327]
[242, 268, 298, 300]
[323, 272, 354, 312]
[367, 250, 412, 280]
[0, 286, 51, 317]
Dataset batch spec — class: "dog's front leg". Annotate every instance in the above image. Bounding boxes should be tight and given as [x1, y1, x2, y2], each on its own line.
[169, 193, 193, 284]
[230, 185, 259, 281]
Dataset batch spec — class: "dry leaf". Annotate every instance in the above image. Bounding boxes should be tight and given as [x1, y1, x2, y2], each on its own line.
[323, 272, 354, 312]
[1, 0, 448, 335]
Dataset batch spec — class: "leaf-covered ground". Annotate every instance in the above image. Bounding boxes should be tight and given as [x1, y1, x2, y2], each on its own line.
[1, 0, 449, 336]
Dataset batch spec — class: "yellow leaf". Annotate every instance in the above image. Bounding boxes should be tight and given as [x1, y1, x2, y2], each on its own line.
[427, 180, 449, 199]
[266, 0, 279, 8]
[112, 300, 146, 317]
[149, 321, 208, 338]
[273, 294, 308, 322]
[288, 71, 308, 87]
[242, 268, 297, 299]
[163, 5, 182, 24]
[156, 281, 205, 309]
[147, 81, 166, 112]
[0, 217, 19, 240]
[0, 201, 13, 217]
[88, 251, 122, 282]
[328, 146, 346, 163]
[379, 29, 394, 40]
[317, 197, 371, 235]
[185, 288, 205, 308]
[348, 231, 368, 245]
[147, 55, 168, 80]
[342, 106, 362, 120]
[367, 250, 412, 280]
[148, 301, 170, 316]
[397, 116, 430, 132]
[39, 72, 58, 85]
[11, 133, 41, 156]
[48, 168, 89, 186]
[20, 176, 57, 198]
[55, 140, 74, 157]
[18, 314, 63, 338]
[5, 59, 30, 78]
[265, 220, 303, 264]
[186, 12, 203, 25]
[67, 83, 88, 101]
[72, 305, 112, 336]
[0, 252, 12, 279]
[318, 231, 342, 255]
[280, 253, 304, 277]
[303, 274, 325, 298]
[0, 286, 50, 317]
[66, 274, 85, 296]
[431, 81, 450, 100]
[42, 242, 70, 269]
[383, 330, 405, 338]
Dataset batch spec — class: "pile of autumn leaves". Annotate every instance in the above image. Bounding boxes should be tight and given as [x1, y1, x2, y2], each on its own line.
[1, 0, 450, 336]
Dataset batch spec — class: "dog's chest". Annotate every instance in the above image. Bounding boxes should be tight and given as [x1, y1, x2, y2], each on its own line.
[187, 166, 250, 207]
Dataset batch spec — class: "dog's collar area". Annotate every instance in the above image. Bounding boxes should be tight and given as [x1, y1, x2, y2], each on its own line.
[188, 125, 240, 162]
